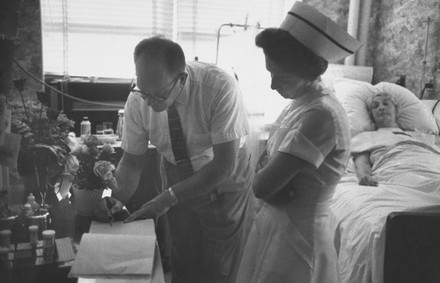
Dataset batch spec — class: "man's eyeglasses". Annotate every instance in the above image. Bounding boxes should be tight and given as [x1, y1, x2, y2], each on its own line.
[130, 73, 183, 103]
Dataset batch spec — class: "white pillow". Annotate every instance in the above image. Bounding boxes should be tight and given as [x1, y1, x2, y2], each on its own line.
[421, 100, 440, 129]
[333, 78, 439, 137]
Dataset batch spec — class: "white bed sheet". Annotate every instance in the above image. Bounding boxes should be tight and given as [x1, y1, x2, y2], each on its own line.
[330, 133, 440, 283]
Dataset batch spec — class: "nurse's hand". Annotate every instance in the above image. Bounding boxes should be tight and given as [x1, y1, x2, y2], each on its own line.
[359, 175, 378, 187]
[124, 190, 176, 223]
[263, 187, 295, 205]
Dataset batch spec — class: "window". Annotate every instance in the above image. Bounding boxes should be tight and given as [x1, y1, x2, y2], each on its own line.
[41, 0, 289, 78]
[41, 0, 297, 128]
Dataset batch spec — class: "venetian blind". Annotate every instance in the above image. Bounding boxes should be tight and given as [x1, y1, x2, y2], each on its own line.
[40, 0, 288, 79]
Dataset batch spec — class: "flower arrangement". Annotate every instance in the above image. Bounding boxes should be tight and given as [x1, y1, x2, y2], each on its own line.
[9, 78, 75, 205]
[64, 134, 118, 192]
[10, 79, 74, 177]
[11, 79, 74, 148]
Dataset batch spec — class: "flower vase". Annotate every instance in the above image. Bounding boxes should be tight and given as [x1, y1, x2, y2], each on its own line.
[71, 186, 104, 216]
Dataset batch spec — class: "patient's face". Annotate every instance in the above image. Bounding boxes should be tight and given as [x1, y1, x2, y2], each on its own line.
[371, 95, 397, 127]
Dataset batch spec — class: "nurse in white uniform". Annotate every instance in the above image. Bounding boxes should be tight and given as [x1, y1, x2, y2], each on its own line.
[235, 2, 361, 283]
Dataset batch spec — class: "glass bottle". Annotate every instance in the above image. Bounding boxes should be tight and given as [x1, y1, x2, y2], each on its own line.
[26, 193, 39, 212]
[116, 109, 125, 140]
[42, 229, 55, 261]
[29, 225, 38, 246]
[80, 116, 91, 139]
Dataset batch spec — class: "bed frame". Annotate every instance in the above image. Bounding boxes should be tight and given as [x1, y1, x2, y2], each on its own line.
[384, 212, 440, 283]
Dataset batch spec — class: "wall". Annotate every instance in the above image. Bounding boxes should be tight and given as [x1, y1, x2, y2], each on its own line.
[307, 0, 440, 96]
[304, 0, 349, 28]
[371, 0, 440, 96]
[8, 0, 42, 102]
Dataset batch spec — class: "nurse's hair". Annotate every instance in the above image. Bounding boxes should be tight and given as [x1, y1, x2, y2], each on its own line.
[134, 36, 186, 74]
[255, 28, 328, 80]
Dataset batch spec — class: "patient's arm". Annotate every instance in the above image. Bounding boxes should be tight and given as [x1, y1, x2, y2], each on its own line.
[353, 152, 378, 187]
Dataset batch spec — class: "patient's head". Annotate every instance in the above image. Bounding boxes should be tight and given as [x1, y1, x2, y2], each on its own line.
[370, 92, 399, 129]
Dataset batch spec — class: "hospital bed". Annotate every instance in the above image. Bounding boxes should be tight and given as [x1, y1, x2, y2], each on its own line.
[325, 72, 440, 283]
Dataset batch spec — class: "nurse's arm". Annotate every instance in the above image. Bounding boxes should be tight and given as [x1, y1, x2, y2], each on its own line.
[253, 151, 309, 201]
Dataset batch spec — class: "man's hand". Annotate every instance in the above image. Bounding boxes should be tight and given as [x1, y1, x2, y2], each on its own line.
[124, 190, 176, 223]
[359, 175, 378, 187]
[94, 197, 124, 222]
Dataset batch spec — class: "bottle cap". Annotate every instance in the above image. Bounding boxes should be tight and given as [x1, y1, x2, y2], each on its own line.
[0, 246, 9, 254]
[83, 116, 89, 120]
[42, 230, 55, 238]
[29, 225, 38, 232]
[0, 230, 11, 236]
[118, 109, 124, 114]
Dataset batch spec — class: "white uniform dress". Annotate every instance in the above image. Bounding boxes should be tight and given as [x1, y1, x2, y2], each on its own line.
[236, 85, 350, 283]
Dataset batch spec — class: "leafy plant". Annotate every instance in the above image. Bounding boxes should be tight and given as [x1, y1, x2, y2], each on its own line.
[8, 78, 75, 205]
[10, 93, 74, 151]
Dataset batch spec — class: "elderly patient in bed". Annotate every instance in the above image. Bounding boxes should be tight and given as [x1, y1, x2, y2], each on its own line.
[352, 92, 440, 186]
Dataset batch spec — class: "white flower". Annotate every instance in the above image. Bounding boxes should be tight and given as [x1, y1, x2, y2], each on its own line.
[93, 160, 115, 180]
[64, 154, 79, 174]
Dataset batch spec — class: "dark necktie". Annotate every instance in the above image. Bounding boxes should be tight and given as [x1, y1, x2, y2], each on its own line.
[167, 103, 194, 179]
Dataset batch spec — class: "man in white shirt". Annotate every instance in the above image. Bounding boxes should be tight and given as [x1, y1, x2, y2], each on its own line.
[101, 36, 255, 283]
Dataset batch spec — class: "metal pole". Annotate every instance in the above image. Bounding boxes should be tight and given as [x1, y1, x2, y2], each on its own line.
[420, 17, 432, 97]
[215, 22, 259, 65]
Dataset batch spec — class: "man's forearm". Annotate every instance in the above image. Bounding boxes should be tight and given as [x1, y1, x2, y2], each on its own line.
[172, 160, 232, 203]
[113, 153, 145, 204]
[171, 140, 240, 203]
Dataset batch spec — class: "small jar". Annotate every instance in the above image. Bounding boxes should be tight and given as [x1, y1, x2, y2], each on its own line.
[42, 229, 55, 261]
[29, 225, 39, 246]
[0, 246, 11, 269]
[0, 229, 11, 248]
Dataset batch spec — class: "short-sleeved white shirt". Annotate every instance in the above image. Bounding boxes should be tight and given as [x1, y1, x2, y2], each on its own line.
[122, 61, 250, 171]
[267, 86, 350, 203]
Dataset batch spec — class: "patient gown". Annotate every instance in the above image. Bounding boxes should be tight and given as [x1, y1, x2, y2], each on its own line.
[236, 88, 350, 283]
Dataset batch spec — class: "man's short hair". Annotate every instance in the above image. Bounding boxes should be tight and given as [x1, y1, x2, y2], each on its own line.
[134, 36, 186, 74]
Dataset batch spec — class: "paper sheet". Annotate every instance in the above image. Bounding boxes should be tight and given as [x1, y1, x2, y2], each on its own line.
[89, 219, 155, 236]
[69, 233, 155, 279]
[70, 219, 157, 279]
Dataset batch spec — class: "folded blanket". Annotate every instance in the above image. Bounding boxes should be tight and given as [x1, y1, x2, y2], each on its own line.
[351, 128, 438, 154]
